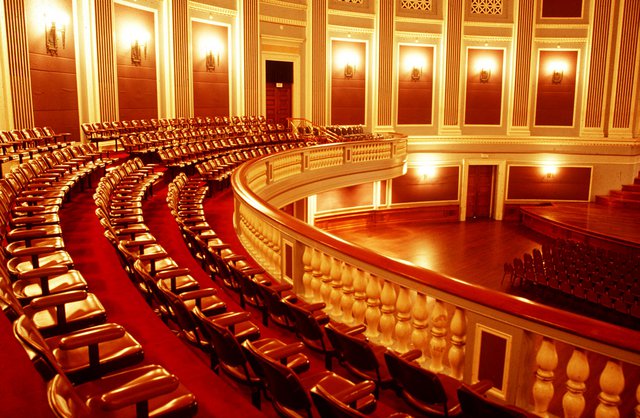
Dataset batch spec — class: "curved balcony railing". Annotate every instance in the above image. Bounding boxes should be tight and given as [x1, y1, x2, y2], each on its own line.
[231, 136, 640, 417]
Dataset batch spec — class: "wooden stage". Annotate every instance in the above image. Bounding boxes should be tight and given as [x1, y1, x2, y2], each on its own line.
[520, 203, 640, 254]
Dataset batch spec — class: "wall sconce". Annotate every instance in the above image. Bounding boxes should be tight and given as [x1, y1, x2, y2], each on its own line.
[417, 164, 437, 181]
[541, 164, 558, 179]
[344, 61, 355, 79]
[552, 65, 564, 84]
[476, 58, 494, 83]
[43, 9, 68, 56]
[404, 53, 425, 81]
[127, 27, 149, 66]
[411, 65, 422, 81]
[203, 39, 223, 72]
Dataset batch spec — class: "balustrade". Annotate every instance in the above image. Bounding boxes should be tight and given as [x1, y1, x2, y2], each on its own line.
[231, 137, 640, 417]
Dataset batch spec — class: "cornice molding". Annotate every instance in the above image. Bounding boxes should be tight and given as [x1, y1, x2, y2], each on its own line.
[261, 0, 307, 11]
[260, 33, 305, 46]
[188, 1, 237, 17]
[396, 31, 443, 41]
[464, 21, 514, 28]
[327, 25, 375, 35]
[463, 35, 513, 43]
[260, 15, 306, 27]
[394, 16, 443, 25]
[328, 8, 375, 20]
[534, 38, 587, 44]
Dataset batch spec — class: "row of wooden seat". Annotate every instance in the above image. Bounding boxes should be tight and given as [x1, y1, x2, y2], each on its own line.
[505, 239, 640, 328]
[0, 127, 71, 166]
[0, 148, 200, 417]
[167, 172, 536, 417]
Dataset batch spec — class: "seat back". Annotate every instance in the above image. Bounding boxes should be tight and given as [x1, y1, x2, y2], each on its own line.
[283, 298, 325, 343]
[13, 315, 58, 380]
[325, 323, 380, 376]
[384, 350, 448, 412]
[242, 339, 312, 416]
[457, 384, 531, 418]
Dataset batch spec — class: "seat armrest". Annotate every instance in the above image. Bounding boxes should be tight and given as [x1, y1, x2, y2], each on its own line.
[10, 245, 58, 257]
[332, 380, 376, 405]
[12, 204, 46, 214]
[29, 290, 87, 309]
[178, 288, 216, 302]
[239, 267, 265, 277]
[187, 225, 213, 233]
[116, 226, 149, 235]
[138, 252, 170, 261]
[155, 268, 191, 280]
[211, 311, 251, 327]
[207, 243, 231, 254]
[11, 215, 47, 225]
[121, 239, 156, 248]
[399, 349, 423, 362]
[111, 216, 142, 226]
[262, 342, 306, 361]
[468, 378, 493, 395]
[18, 265, 69, 280]
[223, 254, 245, 263]
[344, 324, 367, 336]
[58, 324, 126, 350]
[270, 282, 293, 293]
[304, 302, 327, 313]
[97, 373, 179, 411]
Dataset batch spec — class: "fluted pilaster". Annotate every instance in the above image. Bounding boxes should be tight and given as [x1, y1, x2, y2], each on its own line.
[611, 0, 640, 129]
[511, 0, 534, 128]
[95, 0, 117, 121]
[172, 0, 189, 117]
[311, 0, 327, 125]
[376, 0, 394, 127]
[443, 0, 462, 127]
[4, 0, 33, 128]
[584, 0, 613, 129]
[243, 0, 259, 115]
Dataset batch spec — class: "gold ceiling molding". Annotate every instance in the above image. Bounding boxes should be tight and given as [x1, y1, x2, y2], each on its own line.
[260, 34, 305, 46]
[396, 30, 442, 41]
[463, 35, 512, 43]
[261, 0, 307, 10]
[187, 1, 237, 17]
[534, 38, 587, 44]
[328, 25, 374, 35]
[463, 20, 513, 28]
[394, 16, 443, 24]
[260, 15, 306, 27]
[328, 8, 375, 20]
[536, 23, 590, 30]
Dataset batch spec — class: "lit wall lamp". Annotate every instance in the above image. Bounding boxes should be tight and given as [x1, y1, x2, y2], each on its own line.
[127, 27, 149, 66]
[406, 54, 425, 81]
[204, 39, 223, 72]
[417, 164, 437, 181]
[344, 60, 355, 78]
[475, 58, 494, 83]
[541, 164, 558, 179]
[43, 8, 69, 56]
[551, 62, 565, 84]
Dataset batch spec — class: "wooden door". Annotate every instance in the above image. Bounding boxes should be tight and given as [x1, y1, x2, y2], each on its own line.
[466, 165, 494, 219]
[266, 82, 292, 125]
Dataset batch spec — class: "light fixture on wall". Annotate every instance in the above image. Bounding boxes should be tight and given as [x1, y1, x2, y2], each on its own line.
[43, 8, 68, 56]
[127, 27, 149, 66]
[406, 54, 425, 81]
[344, 60, 355, 78]
[541, 164, 558, 179]
[551, 63, 565, 84]
[476, 58, 493, 83]
[204, 39, 223, 72]
[417, 164, 437, 181]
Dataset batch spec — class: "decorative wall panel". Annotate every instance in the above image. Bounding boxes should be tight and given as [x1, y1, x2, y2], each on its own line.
[507, 166, 591, 201]
[443, 0, 462, 127]
[511, 0, 534, 128]
[377, 0, 394, 127]
[312, 0, 327, 125]
[534, 50, 577, 127]
[397, 45, 433, 125]
[316, 183, 374, 212]
[192, 21, 229, 117]
[392, 166, 460, 203]
[331, 40, 366, 125]
[172, 0, 189, 117]
[612, 0, 640, 129]
[584, 0, 612, 129]
[95, 0, 117, 121]
[465, 48, 503, 125]
[243, 0, 259, 115]
[114, 4, 158, 121]
[541, 0, 583, 18]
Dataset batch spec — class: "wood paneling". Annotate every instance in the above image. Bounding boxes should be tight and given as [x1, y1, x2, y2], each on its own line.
[534, 50, 577, 127]
[467, 165, 494, 219]
[391, 166, 460, 203]
[192, 21, 229, 117]
[397, 45, 433, 125]
[612, 0, 640, 129]
[465, 48, 503, 125]
[26, 0, 79, 138]
[114, 4, 157, 121]
[243, 0, 259, 115]
[316, 183, 373, 212]
[331, 40, 366, 125]
[5, 0, 34, 129]
[584, 0, 613, 129]
[172, 0, 189, 117]
[507, 166, 591, 201]
[376, 0, 393, 126]
[95, 0, 117, 121]
[443, 0, 462, 127]
[511, 0, 534, 128]
[541, 0, 583, 18]
[312, 0, 327, 125]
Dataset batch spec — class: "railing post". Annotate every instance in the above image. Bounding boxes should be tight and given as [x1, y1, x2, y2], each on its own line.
[562, 348, 589, 418]
[365, 273, 381, 339]
[391, 285, 410, 352]
[533, 338, 558, 417]
[448, 307, 466, 380]
[379, 280, 397, 347]
[320, 253, 333, 306]
[302, 246, 313, 299]
[595, 360, 625, 418]
[340, 264, 355, 324]
[310, 248, 323, 302]
[329, 258, 343, 318]
[429, 299, 448, 372]
[352, 268, 367, 325]
[411, 292, 429, 358]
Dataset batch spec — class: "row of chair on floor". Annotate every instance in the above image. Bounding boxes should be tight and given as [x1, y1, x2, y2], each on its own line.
[0, 127, 72, 168]
[505, 239, 640, 324]
[167, 173, 536, 417]
[0, 149, 199, 417]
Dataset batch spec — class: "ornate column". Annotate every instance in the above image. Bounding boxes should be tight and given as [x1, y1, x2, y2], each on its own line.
[301, 245, 314, 298]
[429, 300, 448, 372]
[242, 0, 260, 115]
[532, 338, 558, 417]
[4, 0, 34, 128]
[562, 348, 590, 418]
[447, 307, 466, 380]
[320, 253, 333, 306]
[595, 361, 625, 418]
[375, 0, 394, 129]
[310, 248, 323, 302]
[329, 258, 343, 317]
[172, 0, 189, 117]
[351, 268, 367, 324]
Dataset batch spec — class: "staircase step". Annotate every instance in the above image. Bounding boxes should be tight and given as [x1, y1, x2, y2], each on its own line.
[622, 184, 640, 192]
[610, 190, 640, 201]
[596, 195, 640, 210]
[635, 177, 640, 185]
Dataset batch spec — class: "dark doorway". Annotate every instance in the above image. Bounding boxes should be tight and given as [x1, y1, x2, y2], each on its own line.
[265, 60, 293, 125]
[466, 165, 495, 220]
